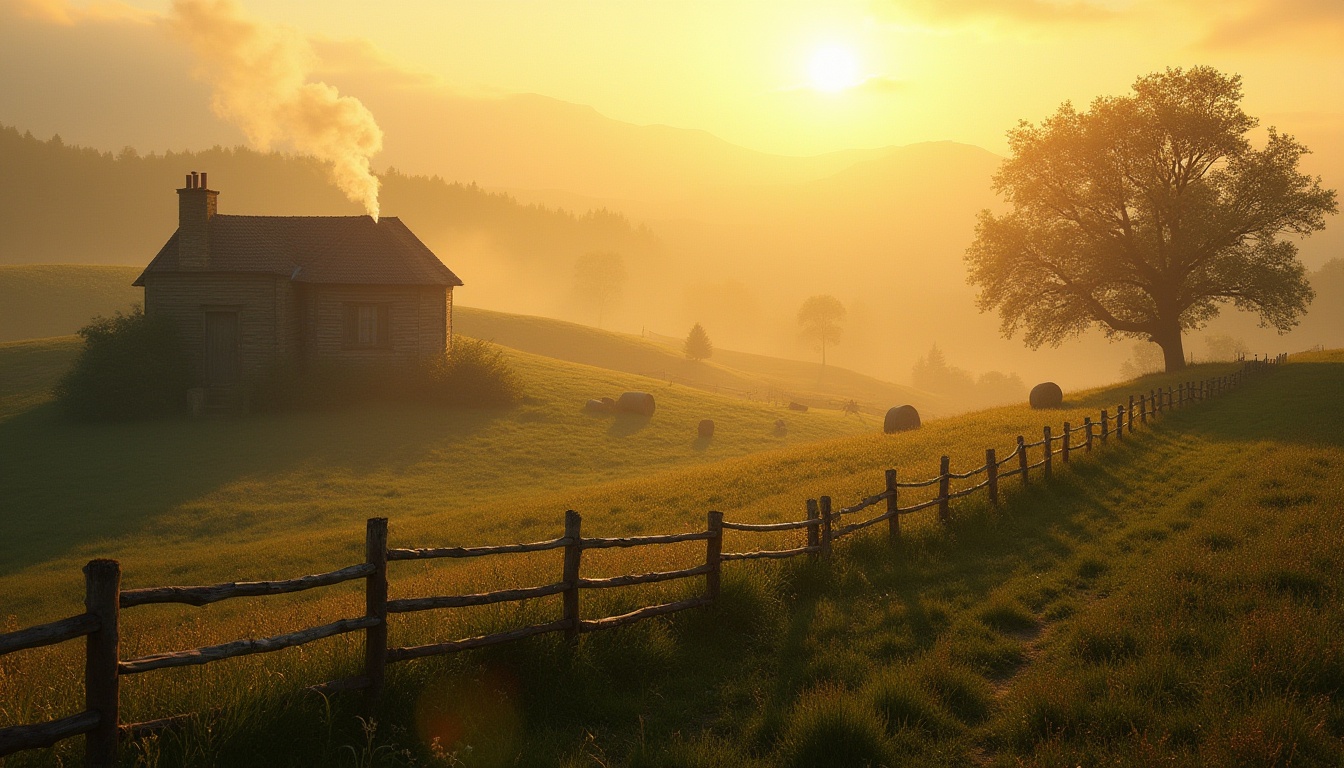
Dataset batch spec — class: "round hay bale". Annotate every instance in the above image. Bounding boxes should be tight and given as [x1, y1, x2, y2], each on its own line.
[883, 405, 921, 433]
[788, 401, 809, 412]
[774, 418, 787, 437]
[583, 399, 610, 414]
[616, 391, 656, 416]
[601, 396, 616, 408]
[698, 419, 715, 438]
[1029, 382, 1064, 409]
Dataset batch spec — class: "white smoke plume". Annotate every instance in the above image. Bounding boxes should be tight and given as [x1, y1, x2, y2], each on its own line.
[168, 0, 384, 219]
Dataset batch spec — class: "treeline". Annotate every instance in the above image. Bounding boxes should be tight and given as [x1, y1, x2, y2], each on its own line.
[0, 124, 659, 269]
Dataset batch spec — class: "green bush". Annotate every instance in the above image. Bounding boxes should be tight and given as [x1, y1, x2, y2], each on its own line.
[253, 337, 523, 412]
[54, 306, 191, 421]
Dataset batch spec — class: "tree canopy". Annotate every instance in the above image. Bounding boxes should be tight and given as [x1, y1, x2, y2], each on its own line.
[684, 322, 713, 361]
[797, 294, 845, 366]
[966, 66, 1337, 371]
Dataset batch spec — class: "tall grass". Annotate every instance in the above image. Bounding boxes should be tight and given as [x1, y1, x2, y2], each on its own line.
[3, 353, 1336, 765]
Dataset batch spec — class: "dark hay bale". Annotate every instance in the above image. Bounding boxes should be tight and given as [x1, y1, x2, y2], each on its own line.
[884, 405, 920, 433]
[788, 401, 809, 412]
[616, 391, 656, 416]
[698, 419, 715, 438]
[601, 396, 616, 408]
[583, 399, 611, 414]
[1029, 382, 1064, 409]
[774, 418, 787, 436]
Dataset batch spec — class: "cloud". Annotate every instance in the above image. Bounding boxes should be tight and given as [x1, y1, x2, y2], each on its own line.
[1199, 0, 1344, 49]
[4, 0, 152, 25]
[883, 0, 1117, 27]
[167, 0, 385, 219]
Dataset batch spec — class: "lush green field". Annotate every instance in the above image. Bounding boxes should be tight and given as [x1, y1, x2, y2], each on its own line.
[6, 329, 1323, 765]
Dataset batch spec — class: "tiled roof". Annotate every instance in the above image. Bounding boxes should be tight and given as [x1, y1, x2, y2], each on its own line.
[133, 215, 463, 287]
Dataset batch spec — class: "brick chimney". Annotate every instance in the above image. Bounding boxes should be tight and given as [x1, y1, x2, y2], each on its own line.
[177, 171, 218, 269]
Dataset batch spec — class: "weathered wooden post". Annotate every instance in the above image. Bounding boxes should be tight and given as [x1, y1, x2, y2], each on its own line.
[1084, 417, 1094, 452]
[1061, 423, 1071, 464]
[986, 448, 999, 505]
[938, 456, 951, 523]
[1116, 406, 1125, 441]
[1178, 383, 1185, 406]
[1101, 410, 1110, 443]
[563, 510, 583, 640]
[1017, 436, 1029, 484]
[885, 469, 899, 543]
[820, 496, 833, 558]
[1140, 395, 1147, 425]
[1042, 426, 1053, 480]
[1127, 395, 1135, 432]
[84, 559, 120, 768]
[705, 511, 723, 602]
[806, 499, 819, 560]
[364, 518, 389, 705]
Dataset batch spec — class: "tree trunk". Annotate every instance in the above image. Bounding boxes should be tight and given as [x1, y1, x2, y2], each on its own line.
[1156, 327, 1186, 372]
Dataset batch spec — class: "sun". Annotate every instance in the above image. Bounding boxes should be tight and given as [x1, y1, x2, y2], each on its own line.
[807, 45, 862, 92]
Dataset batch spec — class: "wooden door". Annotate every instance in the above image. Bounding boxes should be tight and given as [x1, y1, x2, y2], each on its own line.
[204, 311, 240, 385]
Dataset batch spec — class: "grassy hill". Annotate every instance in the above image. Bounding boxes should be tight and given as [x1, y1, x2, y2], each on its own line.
[0, 264, 141, 343]
[457, 305, 944, 416]
[7, 336, 1333, 765]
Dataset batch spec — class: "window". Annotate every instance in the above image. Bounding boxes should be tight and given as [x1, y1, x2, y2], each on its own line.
[344, 303, 390, 348]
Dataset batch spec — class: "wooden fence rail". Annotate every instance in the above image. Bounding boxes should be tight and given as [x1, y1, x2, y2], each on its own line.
[0, 357, 1284, 764]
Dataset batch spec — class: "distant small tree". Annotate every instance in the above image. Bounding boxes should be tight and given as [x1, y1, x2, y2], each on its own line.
[1204, 333, 1249, 361]
[911, 344, 975, 398]
[797, 294, 846, 366]
[1119, 342, 1166, 379]
[573, 251, 627, 328]
[684, 322, 713, 361]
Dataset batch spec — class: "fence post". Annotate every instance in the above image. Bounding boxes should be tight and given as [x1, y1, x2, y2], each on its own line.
[1043, 426, 1053, 480]
[364, 518, 388, 706]
[1127, 395, 1135, 432]
[705, 511, 722, 602]
[1116, 406, 1125, 440]
[986, 448, 999, 505]
[563, 510, 583, 641]
[1140, 395, 1147, 425]
[1101, 410, 1110, 443]
[1017, 437, 1029, 485]
[84, 559, 120, 768]
[820, 496, 833, 558]
[885, 469, 899, 543]
[1062, 423, 1071, 464]
[1178, 383, 1184, 406]
[806, 499, 820, 559]
[938, 456, 951, 523]
[1084, 417, 1093, 452]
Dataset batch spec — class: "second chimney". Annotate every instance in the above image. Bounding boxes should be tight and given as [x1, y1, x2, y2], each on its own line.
[177, 171, 218, 269]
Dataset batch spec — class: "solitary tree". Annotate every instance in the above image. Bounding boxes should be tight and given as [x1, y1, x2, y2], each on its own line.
[966, 66, 1336, 372]
[573, 251, 627, 328]
[797, 294, 846, 366]
[684, 322, 713, 361]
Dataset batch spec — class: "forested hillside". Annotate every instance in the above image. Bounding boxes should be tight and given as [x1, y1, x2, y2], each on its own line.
[0, 125, 659, 301]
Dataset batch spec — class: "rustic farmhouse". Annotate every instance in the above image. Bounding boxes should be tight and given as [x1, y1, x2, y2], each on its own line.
[134, 172, 462, 397]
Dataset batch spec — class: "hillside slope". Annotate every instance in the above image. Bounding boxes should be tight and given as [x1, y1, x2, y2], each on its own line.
[458, 306, 943, 415]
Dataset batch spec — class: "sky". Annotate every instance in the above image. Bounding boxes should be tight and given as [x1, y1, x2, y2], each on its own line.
[2, 0, 1342, 158]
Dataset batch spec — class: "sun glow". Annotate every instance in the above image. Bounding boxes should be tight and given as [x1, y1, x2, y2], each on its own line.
[807, 45, 862, 92]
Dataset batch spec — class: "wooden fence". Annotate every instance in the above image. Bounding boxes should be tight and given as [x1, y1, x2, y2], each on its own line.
[0, 357, 1284, 765]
